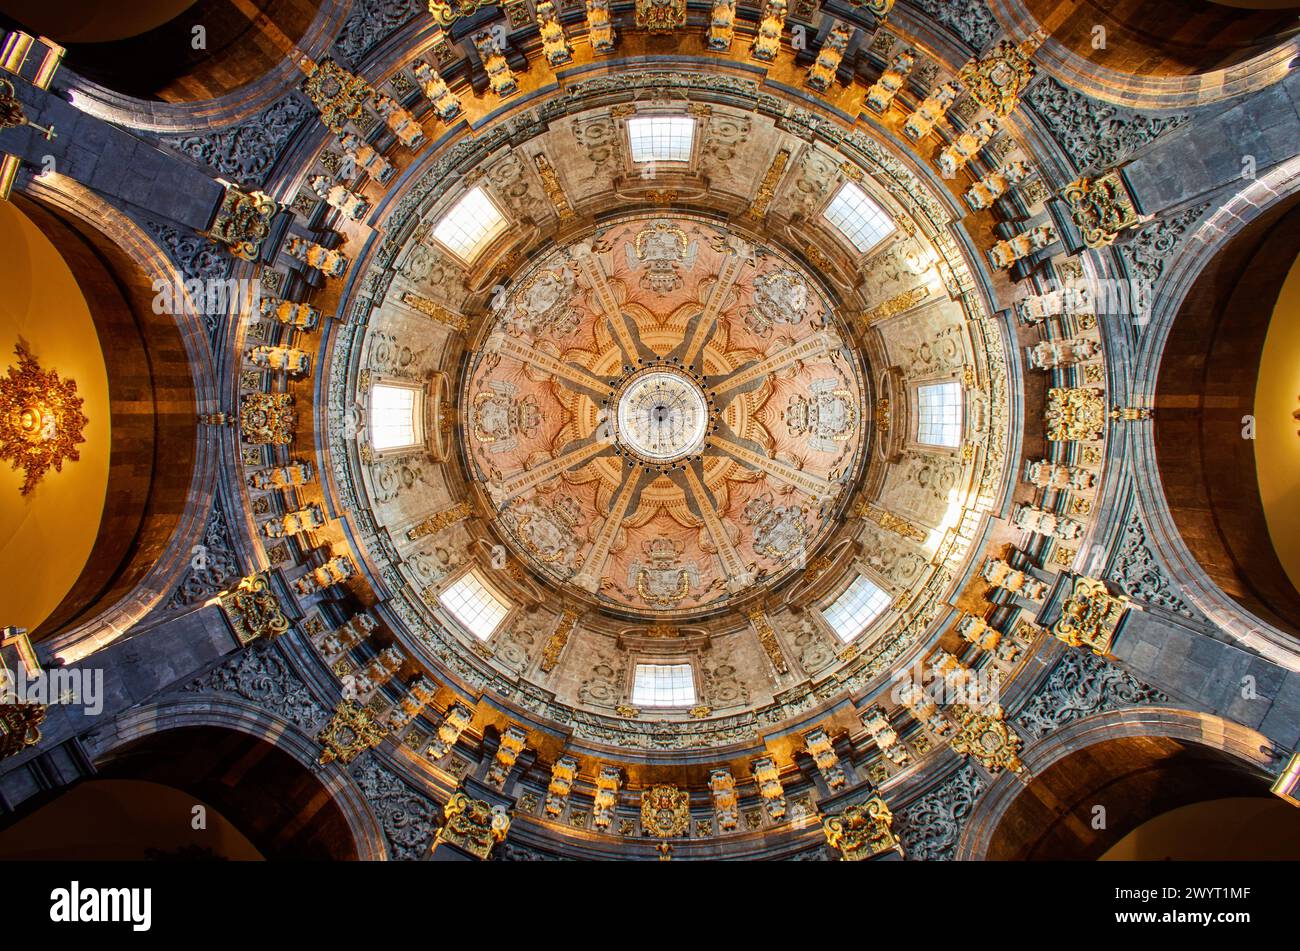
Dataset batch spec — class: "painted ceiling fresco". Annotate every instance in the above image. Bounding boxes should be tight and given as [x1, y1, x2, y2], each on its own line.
[461, 214, 869, 618]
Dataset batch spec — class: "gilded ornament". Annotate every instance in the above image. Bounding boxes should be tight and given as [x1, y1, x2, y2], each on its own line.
[1062, 169, 1142, 249]
[205, 184, 278, 261]
[822, 795, 901, 860]
[858, 504, 927, 542]
[301, 59, 374, 134]
[746, 149, 790, 220]
[407, 501, 472, 540]
[640, 783, 690, 837]
[747, 608, 788, 675]
[0, 76, 54, 139]
[1051, 575, 1129, 654]
[1045, 387, 1104, 442]
[427, 0, 499, 26]
[534, 153, 576, 222]
[318, 700, 389, 765]
[437, 791, 511, 859]
[400, 292, 468, 332]
[218, 573, 290, 645]
[949, 706, 1024, 773]
[635, 0, 686, 32]
[240, 392, 295, 445]
[0, 344, 87, 495]
[864, 286, 929, 324]
[539, 609, 580, 673]
[0, 702, 43, 761]
[957, 32, 1044, 118]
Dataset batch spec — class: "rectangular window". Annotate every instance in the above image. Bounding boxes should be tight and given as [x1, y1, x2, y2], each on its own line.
[369, 383, 421, 451]
[631, 663, 696, 707]
[822, 575, 891, 643]
[431, 186, 508, 262]
[627, 115, 695, 164]
[439, 569, 511, 640]
[917, 381, 962, 448]
[823, 181, 894, 253]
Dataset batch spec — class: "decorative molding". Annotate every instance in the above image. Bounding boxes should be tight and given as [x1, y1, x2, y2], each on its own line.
[1108, 511, 1201, 619]
[1025, 76, 1189, 171]
[184, 641, 330, 734]
[906, 0, 999, 51]
[896, 763, 985, 861]
[170, 495, 241, 606]
[159, 94, 311, 186]
[335, 0, 424, 62]
[1014, 648, 1168, 740]
[1118, 202, 1211, 300]
[350, 752, 441, 860]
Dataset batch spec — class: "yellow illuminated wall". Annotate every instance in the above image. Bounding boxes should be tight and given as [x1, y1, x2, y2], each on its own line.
[1254, 250, 1300, 594]
[0, 201, 110, 634]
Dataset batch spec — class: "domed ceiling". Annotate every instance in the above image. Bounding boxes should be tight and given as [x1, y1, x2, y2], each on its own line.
[190, 0, 1159, 858]
[463, 213, 867, 618]
[319, 70, 1016, 756]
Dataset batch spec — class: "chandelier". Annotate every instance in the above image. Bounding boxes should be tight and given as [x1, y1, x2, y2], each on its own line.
[0, 344, 87, 495]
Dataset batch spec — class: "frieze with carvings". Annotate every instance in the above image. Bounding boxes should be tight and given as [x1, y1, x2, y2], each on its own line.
[1025, 76, 1190, 172]
[1108, 511, 1200, 618]
[1015, 648, 1168, 740]
[159, 94, 312, 186]
[351, 752, 441, 860]
[895, 763, 985, 861]
[1118, 203, 1210, 301]
[183, 640, 330, 734]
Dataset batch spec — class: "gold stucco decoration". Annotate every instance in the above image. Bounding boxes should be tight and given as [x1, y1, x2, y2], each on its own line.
[640, 783, 691, 837]
[0, 344, 87, 495]
[822, 795, 901, 860]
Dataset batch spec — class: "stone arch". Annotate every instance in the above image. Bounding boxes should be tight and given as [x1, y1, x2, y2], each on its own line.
[82, 698, 388, 860]
[1009, 0, 1300, 108]
[955, 707, 1279, 859]
[2, 0, 348, 136]
[1151, 191, 1300, 637]
[2, 0, 328, 103]
[13, 176, 219, 661]
[1123, 158, 1300, 668]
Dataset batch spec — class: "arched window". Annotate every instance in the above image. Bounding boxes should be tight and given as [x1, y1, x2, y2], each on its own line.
[823, 181, 894, 253]
[438, 568, 511, 640]
[823, 575, 891, 642]
[369, 383, 422, 452]
[431, 186, 508, 263]
[916, 381, 962, 448]
[626, 115, 695, 164]
[631, 662, 696, 707]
